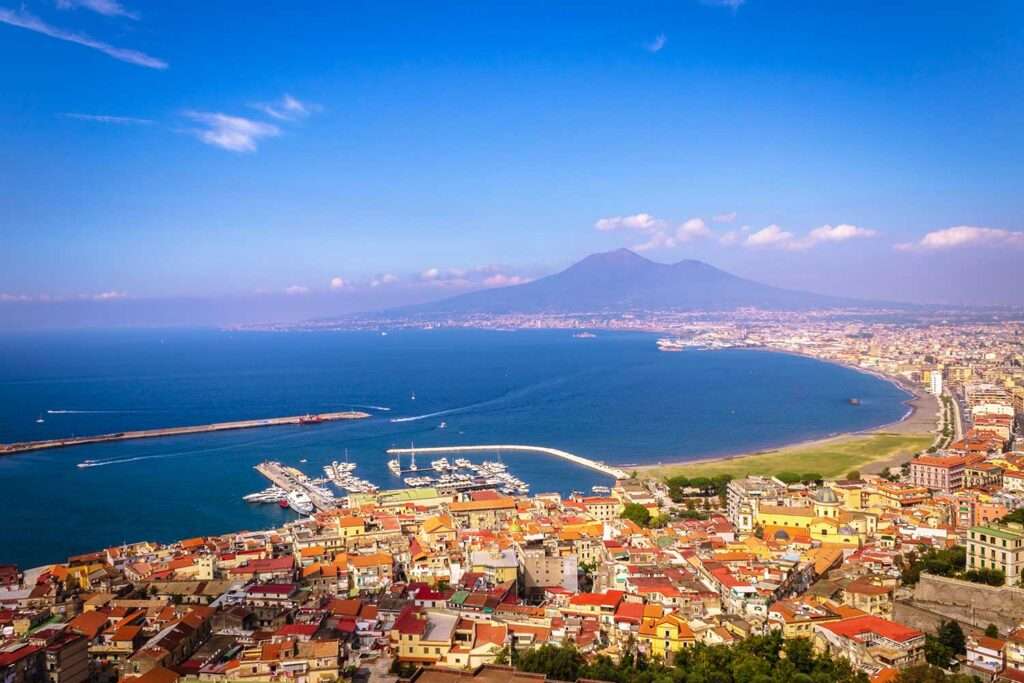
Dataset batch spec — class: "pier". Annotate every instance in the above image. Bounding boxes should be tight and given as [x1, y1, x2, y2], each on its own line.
[385, 444, 629, 480]
[254, 461, 337, 513]
[0, 411, 371, 456]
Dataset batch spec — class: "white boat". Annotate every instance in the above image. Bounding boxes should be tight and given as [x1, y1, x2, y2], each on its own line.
[591, 485, 611, 494]
[35, 416, 45, 423]
[286, 490, 315, 515]
[387, 458, 401, 475]
[438, 421, 447, 429]
[454, 458, 472, 469]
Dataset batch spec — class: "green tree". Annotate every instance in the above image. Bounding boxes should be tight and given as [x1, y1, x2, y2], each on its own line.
[936, 620, 966, 655]
[984, 623, 1000, 638]
[847, 470, 861, 480]
[776, 471, 802, 484]
[621, 503, 652, 527]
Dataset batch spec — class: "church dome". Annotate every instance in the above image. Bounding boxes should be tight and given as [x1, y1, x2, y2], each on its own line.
[812, 487, 839, 504]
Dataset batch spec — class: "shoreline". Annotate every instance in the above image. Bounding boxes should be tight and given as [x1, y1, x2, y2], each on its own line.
[632, 347, 939, 475]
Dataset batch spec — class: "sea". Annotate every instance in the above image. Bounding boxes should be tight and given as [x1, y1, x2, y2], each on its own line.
[0, 328, 910, 568]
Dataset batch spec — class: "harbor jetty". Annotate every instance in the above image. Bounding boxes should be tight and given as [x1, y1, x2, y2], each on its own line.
[385, 444, 629, 480]
[254, 461, 337, 513]
[0, 411, 371, 456]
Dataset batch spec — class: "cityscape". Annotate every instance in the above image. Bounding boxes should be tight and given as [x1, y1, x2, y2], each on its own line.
[3, 3, 1024, 683]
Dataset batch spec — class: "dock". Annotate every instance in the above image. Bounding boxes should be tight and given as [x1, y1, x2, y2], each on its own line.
[0, 411, 371, 456]
[254, 461, 337, 512]
[385, 444, 629, 479]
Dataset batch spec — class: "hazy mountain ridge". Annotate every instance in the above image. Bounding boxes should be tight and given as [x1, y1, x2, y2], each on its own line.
[391, 249, 867, 316]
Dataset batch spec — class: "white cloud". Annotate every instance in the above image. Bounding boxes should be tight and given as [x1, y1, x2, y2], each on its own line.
[370, 273, 398, 287]
[633, 231, 678, 252]
[701, 0, 745, 8]
[420, 267, 441, 281]
[645, 34, 667, 53]
[597, 213, 711, 252]
[284, 285, 309, 295]
[901, 225, 1024, 251]
[744, 224, 795, 248]
[719, 231, 740, 246]
[254, 94, 317, 121]
[56, 0, 137, 20]
[91, 290, 127, 300]
[61, 112, 152, 125]
[803, 223, 877, 245]
[184, 111, 280, 152]
[676, 217, 711, 241]
[329, 277, 347, 290]
[0, 7, 166, 68]
[483, 274, 529, 287]
[742, 223, 877, 250]
[713, 211, 737, 223]
[594, 213, 667, 232]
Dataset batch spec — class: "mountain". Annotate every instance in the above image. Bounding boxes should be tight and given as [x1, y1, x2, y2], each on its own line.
[396, 249, 867, 315]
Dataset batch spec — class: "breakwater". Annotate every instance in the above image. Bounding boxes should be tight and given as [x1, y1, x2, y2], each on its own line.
[0, 411, 370, 455]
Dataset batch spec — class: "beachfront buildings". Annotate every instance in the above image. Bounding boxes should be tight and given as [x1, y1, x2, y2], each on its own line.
[966, 523, 1024, 584]
[909, 454, 966, 493]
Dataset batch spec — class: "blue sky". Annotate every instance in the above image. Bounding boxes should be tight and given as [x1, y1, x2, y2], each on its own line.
[2, 0, 1023, 325]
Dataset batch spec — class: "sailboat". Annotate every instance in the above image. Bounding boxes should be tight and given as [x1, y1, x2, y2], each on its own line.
[35, 415, 45, 424]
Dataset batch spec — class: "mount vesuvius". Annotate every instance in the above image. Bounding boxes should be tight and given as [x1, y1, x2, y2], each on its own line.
[391, 249, 867, 316]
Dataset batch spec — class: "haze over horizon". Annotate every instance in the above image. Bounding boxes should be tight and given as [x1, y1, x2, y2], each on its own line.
[3, 1, 1024, 328]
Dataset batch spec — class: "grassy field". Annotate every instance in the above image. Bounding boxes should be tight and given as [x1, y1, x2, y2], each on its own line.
[635, 432, 932, 481]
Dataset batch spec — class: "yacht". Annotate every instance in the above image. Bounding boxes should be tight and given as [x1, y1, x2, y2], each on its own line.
[286, 490, 315, 515]
[387, 458, 401, 475]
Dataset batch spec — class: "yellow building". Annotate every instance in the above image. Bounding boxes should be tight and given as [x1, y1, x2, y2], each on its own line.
[638, 614, 695, 659]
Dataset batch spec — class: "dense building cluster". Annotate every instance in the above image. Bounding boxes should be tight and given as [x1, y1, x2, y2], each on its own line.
[3, 315, 1024, 683]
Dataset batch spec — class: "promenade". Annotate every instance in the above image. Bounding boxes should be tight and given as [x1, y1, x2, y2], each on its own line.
[385, 444, 628, 479]
[0, 411, 371, 456]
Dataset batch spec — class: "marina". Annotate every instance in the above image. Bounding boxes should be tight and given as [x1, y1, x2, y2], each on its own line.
[251, 461, 339, 515]
[6, 411, 371, 456]
[387, 451, 532, 495]
[386, 444, 630, 480]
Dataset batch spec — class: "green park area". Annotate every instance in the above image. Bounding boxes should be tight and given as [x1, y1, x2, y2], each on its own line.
[636, 432, 932, 482]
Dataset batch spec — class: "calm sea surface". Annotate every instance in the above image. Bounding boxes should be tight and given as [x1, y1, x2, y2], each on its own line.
[0, 329, 908, 567]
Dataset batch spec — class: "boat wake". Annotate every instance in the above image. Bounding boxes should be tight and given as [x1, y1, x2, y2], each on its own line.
[48, 409, 154, 414]
[390, 404, 480, 423]
[349, 404, 391, 412]
[389, 374, 575, 424]
[74, 430, 309, 469]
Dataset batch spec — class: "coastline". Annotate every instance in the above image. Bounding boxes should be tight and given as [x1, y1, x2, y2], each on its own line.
[632, 347, 939, 476]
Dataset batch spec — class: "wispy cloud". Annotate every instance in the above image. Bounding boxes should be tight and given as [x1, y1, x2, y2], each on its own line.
[700, 0, 745, 9]
[741, 223, 876, 250]
[253, 94, 317, 121]
[595, 213, 667, 232]
[56, 0, 137, 20]
[284, 285, 309, 295]
[713, 211, 737, 223]
[645, 33, 667, 53]
[596, 212, 711, 252]
[743, 224, 794, 248]
[370, 273, 399, 288]
[0, 7, 166, 68]
[896, 225, 1024, 251]
[61, 112, 153, 125]
[183, 111, 280, 152]
[416, 265, 531, 289]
